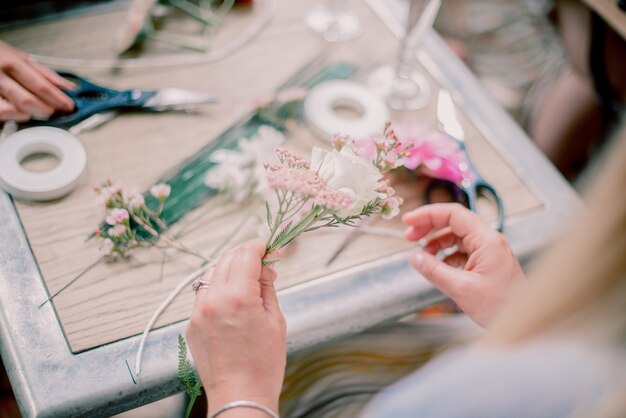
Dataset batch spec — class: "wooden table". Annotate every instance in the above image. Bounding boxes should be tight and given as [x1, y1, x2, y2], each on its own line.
[0, 0, 581, 416]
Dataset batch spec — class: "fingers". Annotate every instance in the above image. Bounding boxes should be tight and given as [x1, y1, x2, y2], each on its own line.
[27, 58, 76, 90]
[423, 227, 466, 255]
[403, 203, 491, 254]
[0, 72, 54, 118]
[0, 97, 30, 122]
[442, 252, 468, 268]
[229, 240, 266, 287]
[211, 250, 236, 286]
[4, 57, 74, 112]
[259, 265, 281, 313]
[409, 249, 470, 299]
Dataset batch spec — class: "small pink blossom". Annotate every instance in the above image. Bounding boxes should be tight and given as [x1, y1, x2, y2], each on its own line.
[381, 196, 402, 219]
[129, 194, 145, 209]
[252, 93, 275, 109]
[275, 148, 310, 169]
[105, 208, 129, 225]
[314, 188, 354, 211]
[276, 87, 307, 103]
[102, 238, 114, 254]
[266, 165, 326, 198]
[331, 134, 352, 151]
[150, 183, 171, 200]
[109, 224, 127, 237]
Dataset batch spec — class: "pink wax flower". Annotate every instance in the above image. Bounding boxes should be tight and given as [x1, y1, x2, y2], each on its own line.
[129, 194, 145, 210]
[357, 124, 473, 185]
[109, 224, 127, 238]
[102, 238, 114, 254]
[276, 87, 307, 103]
[105, 208, 130, 225]
[150, 183, 171, 201]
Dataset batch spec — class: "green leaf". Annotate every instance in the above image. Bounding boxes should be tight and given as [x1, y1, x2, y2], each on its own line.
[177, 335, 203, 400]
[265, 201, 273, 229]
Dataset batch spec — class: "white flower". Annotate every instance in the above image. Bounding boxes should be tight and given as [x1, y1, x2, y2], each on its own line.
[150, 183, 171, 200]
[310, 146, 382, 218]
[129, 194, 145, 209]
[205, 126, 285, 202]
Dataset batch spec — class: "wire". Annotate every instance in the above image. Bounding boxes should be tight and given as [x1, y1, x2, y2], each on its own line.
[29, 0, 276, 70]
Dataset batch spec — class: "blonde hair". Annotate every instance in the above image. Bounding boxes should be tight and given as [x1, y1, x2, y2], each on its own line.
[483, 122, 626, 345]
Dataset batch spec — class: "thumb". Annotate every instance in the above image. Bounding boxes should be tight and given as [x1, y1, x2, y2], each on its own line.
[409, 250, 468, 298]
[259, 265, 281, 313]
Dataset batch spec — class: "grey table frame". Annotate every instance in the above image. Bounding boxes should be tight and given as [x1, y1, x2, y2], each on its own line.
[0, 26, 581, 418]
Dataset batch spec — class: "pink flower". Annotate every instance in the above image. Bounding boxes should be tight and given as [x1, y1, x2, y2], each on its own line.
[275, 148, 310, 169]
[331, 134, 352, 151]
[252, 93, 275, 109]
[314, 188, 354, 211]
[276, 87, 307, 103]
[105, 208, 129, 225]
[109, 224, 126, 238]
[102, 238, 114, 254]
[266, 164, 326, 198]
[129, 194, 145, 209]
[150, 183, 171, 200]
[380, 196, 402, 219]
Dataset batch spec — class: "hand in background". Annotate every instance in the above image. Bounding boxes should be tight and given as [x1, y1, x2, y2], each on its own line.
[0, 41, 74, 122]
[404, 203, 526, 327]
[186, 241, 286, 417]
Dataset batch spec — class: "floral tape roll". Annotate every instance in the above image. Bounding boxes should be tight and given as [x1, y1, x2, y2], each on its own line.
[0, 127, 86, 201]
[304, 80, 389, 141]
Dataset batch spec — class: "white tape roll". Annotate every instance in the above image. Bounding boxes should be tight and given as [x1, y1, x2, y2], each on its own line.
[0, 127, 86, 201]
[304, 80, 389, 141]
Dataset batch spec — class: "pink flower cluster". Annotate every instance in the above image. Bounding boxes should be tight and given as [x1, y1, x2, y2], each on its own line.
[351, 124, 472, 185]
[266, 148, 353, 212]
[262, 139, 405, 256]
[331, 122, 411, 173]
[376, 180, 403, 220]
[93, 179, 172, 257]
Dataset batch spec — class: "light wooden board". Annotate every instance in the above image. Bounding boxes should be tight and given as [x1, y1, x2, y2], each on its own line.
[1, 0, 541, 352]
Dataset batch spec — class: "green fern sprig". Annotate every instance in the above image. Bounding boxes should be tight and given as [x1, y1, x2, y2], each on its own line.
[177, 334, 203, 418]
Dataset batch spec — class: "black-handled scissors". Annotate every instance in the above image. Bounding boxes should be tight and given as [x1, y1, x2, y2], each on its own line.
[426, 90, 505, 232]
[24, 71, 217, 131]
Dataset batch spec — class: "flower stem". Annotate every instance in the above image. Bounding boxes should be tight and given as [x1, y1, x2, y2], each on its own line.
[39, 256, 105, 308]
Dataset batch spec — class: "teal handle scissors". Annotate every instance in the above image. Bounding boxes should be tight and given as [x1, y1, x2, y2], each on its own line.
[25, 71, 217, 131]
[427, 90, 505, 232]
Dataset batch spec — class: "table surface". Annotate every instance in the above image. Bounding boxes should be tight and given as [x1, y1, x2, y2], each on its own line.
[0, 0, 581, 417]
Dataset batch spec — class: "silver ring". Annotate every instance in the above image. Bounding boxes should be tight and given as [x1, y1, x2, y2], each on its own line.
[192, 279, 211, 294]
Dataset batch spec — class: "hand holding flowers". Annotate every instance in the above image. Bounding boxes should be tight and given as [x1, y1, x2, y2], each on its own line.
[263, 122, 407, 257]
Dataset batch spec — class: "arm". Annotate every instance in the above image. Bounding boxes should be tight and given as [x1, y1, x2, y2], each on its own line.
[186, 241, 286, 418]
[403, 203, 526, 327]
[0, 41, 74, 122]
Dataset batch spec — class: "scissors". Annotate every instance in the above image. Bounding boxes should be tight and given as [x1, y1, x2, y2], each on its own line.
[24, 72, 217, 133]
[426, 89, 505, 231]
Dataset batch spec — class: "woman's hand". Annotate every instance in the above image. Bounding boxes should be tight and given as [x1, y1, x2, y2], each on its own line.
[403, 203, 526, 327]
[0, 41, 74, 122]
[186, 240, 286, 417]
